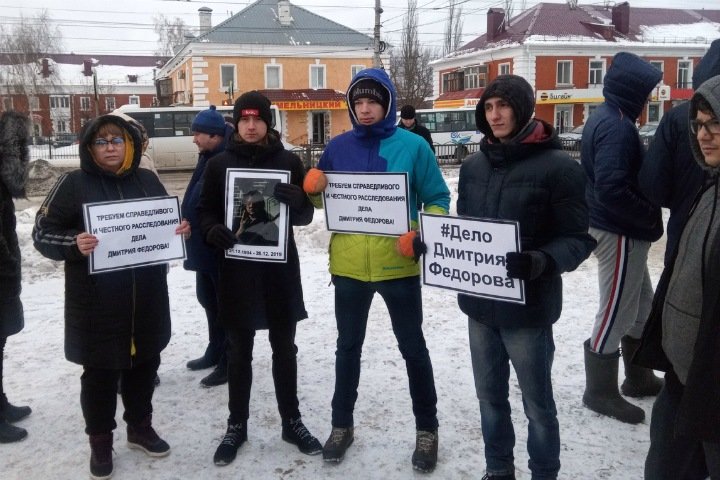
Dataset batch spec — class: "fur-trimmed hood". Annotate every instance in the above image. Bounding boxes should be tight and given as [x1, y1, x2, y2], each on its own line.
[0, 111, 30, 198]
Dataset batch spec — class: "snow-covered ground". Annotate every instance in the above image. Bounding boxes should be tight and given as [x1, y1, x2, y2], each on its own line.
[2, 168, 666, 479]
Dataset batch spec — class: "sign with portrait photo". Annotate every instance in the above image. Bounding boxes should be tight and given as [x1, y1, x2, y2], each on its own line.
[224, 169, 290, 262]
[83, 196, 186, 274]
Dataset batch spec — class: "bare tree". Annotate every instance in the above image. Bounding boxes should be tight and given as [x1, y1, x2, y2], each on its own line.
[443, 0, 464, 56]
[0, 11, 63, 101]
[154, 15, 191, 57]
[389, 0, 437, 109]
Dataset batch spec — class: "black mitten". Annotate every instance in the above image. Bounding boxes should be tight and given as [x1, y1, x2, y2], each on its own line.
[206, 224, 236, 250]
[274, 183, 307, 211]
[506, 251, 549, 280]
[412, 234, 427, 262]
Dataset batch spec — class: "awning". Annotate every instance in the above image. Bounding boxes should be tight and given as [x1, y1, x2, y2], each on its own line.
[257, 89, 347, 110]
[433, 88, 484, 109]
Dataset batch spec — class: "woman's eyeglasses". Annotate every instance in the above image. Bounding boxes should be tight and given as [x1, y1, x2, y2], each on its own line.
[92, 137, 125, 148]
[690, 119, 720, 137]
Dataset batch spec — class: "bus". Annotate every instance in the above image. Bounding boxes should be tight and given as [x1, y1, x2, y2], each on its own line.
[112, 104, 284, 171]
[398, 107, 483, 159]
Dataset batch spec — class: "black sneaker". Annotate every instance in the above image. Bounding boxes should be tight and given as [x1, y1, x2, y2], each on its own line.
[1, 394, 31, 423]
[200, 365, 228, 388]
[89, 433, 113, 480]
[412, 429, 438, 473]
[126, 416, 170, 457]
[282, 417, 322, 455]
[214, 423, 247, 466]
[481, 473, 516, 480]
[322, 426, 354, 463]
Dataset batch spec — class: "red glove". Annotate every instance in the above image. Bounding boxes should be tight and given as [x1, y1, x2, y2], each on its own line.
[303, 168, 328, 194]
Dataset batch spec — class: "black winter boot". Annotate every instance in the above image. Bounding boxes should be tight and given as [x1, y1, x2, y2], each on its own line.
[200, 361, 228, 388]
[282, 416, 322, 455]
[214, 422, 247, 466]
[1, 393, 31, 423]
[89, 433, 114, 479]
[412, 429, 438, 473]
[582, 339, 645, 424]
[186, 344, 219, 371]
[0, 418, 27, 443]
[620, 335, 663, 397]
[126, 415, 170, 457]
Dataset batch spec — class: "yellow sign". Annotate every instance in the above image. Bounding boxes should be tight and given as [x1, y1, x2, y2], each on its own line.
[275, 100, 346, 110]
[536, 88, 604, 105]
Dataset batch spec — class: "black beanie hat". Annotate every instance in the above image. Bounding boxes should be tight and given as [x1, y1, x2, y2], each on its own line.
[476, 74, 535, 140]
[400, 105, 416, 119]
[349, 78, 390, 113]
[233, 91, 274, 128]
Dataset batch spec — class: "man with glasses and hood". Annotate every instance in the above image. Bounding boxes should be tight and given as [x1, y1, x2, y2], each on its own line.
[635, 74, 720, 480]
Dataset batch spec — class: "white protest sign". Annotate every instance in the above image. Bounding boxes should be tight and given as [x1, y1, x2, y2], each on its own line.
[420, 213, 525, 304]
[323, 172, 410, 236]
[83, 196, 185, 274]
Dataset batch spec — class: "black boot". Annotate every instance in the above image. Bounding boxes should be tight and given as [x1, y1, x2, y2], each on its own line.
[620, 335, 663, 397]
[186, 344, 219, 371]
[0, 393, 31, 423]
[0, 418, 27, 443]
[126, 415, 170, 457]
[412, 429, 438, 472]
[582, 339, 645, 424]
[200, 362, 228, 388]
[89, 432, 113, 479]
[282, 416, 322, 455]
[214, 421, 247, 466]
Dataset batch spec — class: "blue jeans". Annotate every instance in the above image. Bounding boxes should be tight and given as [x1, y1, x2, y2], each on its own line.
[331, 275, 438, 431]
[468, 320, 560, 480]
[645, 370, 720, 480]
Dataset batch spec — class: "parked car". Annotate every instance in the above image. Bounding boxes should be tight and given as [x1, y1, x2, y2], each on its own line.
[559, 124, 584, 143]
[638, 122, 659, 140]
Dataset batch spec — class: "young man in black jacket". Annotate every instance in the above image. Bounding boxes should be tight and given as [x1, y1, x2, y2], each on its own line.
[457, 75, 595, 480]
[398, 105, 435, 153]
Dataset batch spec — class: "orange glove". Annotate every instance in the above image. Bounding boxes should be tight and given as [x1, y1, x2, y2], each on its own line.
[303, 168, 328, 194]
[396, 231, 427, 262]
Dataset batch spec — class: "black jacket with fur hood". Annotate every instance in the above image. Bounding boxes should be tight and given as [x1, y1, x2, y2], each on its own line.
[32, 115, 171, 368]
[0, 111, 30, 337]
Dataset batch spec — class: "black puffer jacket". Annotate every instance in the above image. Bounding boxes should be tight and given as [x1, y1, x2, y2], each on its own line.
[197, 130, 313, 331]
[457, 120, 596, 328]
[0, 111, 29, 337]
[32, 115, 171, 369]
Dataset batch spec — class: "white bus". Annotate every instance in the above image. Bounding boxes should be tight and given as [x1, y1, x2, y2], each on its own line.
[398, 107, 483, 159]
[112, 104, 284, 171]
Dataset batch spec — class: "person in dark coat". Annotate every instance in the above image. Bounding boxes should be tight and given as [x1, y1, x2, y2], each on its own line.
[398, 105, 435, 153]
[0, 111, 32, 443]
[639, 39, 720, 266]
[457, 74, 595, 480]
[182, 105, 234, 389]
[635, 74, 720, 480]
[32, 114, 190, 479]
[196, 91, 322, 466]
[580, 52, 664, 425]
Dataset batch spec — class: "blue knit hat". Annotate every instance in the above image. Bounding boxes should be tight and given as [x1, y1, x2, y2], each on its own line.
[191, 105, 226, 136]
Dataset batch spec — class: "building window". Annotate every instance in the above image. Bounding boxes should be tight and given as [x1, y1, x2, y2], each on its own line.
[556, 60, 572, 86]
[442, 71, 464, 93]
[647, 102, 661, 123]
[265, 64, 282, 89]
[2, 97, 13, 111]
[129, 95, 140, 105]
[650, 61, 664, 75]
[498, 63, 511, 76]
[678, 60, 691, 89]
[310, 64, 326, 89]
[220, 64, 236, 91]
[55, 119, 69, 133]
[105, 97, 116, 111]
[80, 97, 91, 111]
[29, 96, 40, 111]
[464, 66, 480, 89]
[589, 60, 604, 86]
[351, 65, 365, 78]
[50, 96, 70, 109]
[311, 112, 328, 144]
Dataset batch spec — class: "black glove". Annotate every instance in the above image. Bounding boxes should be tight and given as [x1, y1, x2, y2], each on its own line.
[412, 234, 427, 262]
[506, 250, 549, 281]
[206, 224, 236, 250]
[397, 231, 427, 263]
[274, 183, 307, 211]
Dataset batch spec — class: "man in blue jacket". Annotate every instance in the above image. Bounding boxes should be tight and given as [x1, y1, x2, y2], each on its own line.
[303, 68, 450, 473]
[581, 52, 663, 425]
[183, 105, 233, 387]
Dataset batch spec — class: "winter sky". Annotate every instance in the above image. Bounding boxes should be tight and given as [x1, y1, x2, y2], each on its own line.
[1, 0, 719, 56]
